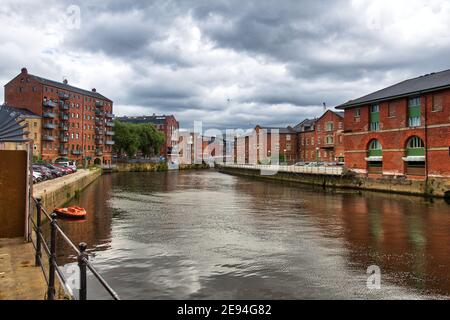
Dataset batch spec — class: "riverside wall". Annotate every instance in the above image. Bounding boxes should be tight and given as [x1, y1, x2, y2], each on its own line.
[33, 168, 102, 213]
[218, 166, 450, 198]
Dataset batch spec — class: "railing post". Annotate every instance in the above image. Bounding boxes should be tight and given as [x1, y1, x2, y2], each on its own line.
[78, 242, 88, 300]
[47, 212, 57, 300]
[35, 198, 42, 267]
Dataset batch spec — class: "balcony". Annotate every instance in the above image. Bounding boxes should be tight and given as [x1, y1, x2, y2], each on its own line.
[59, 124, 69, 131]
[95, 149, 103, 156]
[105, 112, 114, 118]
[58, 92, 70, 100]
[42, 135, 55, 142]
[106, 130, 115, 136]
[43, 122, 56, 130]
[106, 121, 114, 127]
[95, 128, 103, 134]
[59, 149, 68, 156]
[95, 139, 104, 145]
[60, 135, 69, 143]
[105, 140, 115, 145]
[59, 101, 70, 110]
[95, 101, 104, 108]
[43, 100, 58, 108]
[95, 118, 103, 126]
[95, 109, 104, 116]
[60, 112, 69, 121]
[71, 150, 82, 155]
[43, 112, 56, 119]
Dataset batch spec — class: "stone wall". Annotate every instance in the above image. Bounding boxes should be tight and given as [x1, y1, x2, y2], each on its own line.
[218, 166, 450, 198]
[33, 169, 102, 213]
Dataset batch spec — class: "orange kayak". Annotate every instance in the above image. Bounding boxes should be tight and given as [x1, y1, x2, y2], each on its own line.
[55, 206, 87, 219]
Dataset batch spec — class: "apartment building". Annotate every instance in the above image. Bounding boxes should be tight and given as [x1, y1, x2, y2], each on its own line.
[4, 68, 114, 165]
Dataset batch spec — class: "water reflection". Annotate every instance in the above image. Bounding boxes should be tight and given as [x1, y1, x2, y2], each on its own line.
[60, 170, 450, 299]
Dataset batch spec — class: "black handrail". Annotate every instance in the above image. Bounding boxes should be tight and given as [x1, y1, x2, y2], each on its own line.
[30, 197, 120, 300]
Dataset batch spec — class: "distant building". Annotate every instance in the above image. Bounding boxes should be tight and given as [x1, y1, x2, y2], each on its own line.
[4, 67, 114, 165]
[336, 69, 450, 178]
[233, 125, 297, 164]
[294, 118, 317, 163]
[0, 105, 41, 158]
[116, 114, 179, 158]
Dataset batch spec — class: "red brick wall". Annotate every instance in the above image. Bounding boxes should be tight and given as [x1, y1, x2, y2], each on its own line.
[343, 89, 450, 177]
[4, 69, 113, 165]
[297, 130, 316, 162]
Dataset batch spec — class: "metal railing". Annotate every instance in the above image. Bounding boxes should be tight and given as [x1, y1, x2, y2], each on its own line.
[221, 163, 344, 175]
[29, 197, 120, 300]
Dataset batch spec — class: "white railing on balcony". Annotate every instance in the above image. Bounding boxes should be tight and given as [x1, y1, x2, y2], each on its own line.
[221, 163, 344, 175]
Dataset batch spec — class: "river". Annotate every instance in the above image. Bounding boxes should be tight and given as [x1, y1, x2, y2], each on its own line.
[57, 170, 450, 299]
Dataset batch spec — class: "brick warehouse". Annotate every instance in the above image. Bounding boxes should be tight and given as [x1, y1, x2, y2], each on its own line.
[337, 69, 450, 179]
[294, 110, 344, 163]
[116, 115, 179, 158]
[4, 68, 114, 165]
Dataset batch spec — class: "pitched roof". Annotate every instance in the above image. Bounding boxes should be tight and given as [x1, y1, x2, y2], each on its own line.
[31, 75, 112, 102]
[116, 115, 176, 125]
[256, 126, 295, 134]
[0, 105, 29, 142]
[337, 68, 450, 109]
[2, 106, 41, 118]
[293, 118, 316, 132]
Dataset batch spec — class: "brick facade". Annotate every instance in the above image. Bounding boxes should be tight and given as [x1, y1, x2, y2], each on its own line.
[339, 84, 450, 178]
[4, 68, 114, 165]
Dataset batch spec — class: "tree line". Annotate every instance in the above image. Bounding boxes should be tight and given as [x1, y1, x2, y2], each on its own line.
[113, 120, 165, 158]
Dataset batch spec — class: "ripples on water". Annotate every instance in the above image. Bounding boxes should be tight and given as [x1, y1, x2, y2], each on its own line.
[57, 170, 450, 299]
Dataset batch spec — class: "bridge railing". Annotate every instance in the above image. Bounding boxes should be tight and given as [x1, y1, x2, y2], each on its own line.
[220, 163, 344, 175]
[29, 197, 120, 300]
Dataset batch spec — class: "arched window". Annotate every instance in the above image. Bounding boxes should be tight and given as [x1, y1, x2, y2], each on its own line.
[368, 139, 382, 157]
[367, 139, 383, 173]
[404, 136, 425, 175]
[406, 136, 425, 156]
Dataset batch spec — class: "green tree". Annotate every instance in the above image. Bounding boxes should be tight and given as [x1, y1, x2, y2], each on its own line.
[113, 120, 165, 158]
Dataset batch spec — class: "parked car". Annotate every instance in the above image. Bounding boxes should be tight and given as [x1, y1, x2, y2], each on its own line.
[294, 162, 308, 166]
[32, 171, 43, 183]
[55, 160, 77, 172]
[43, 163, 65, 176]
[32, 165, 53, 180]
[53, 163, 73, 174]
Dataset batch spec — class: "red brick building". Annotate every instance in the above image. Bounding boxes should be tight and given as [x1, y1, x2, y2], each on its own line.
[294, 119, 317, 162]
[294, 110, 344, 163]
[233, 126, 297, 164]
[314, 110, 344, 163]
[337, 69, 450, 178]
[116, 114, 179, 158]
[4, 68, 114, 165]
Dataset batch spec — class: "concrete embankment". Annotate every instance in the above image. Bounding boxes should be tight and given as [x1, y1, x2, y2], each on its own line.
[218, 166, 450, 198]
[110, 162, 209, 173]
[33, 168, 102, 213]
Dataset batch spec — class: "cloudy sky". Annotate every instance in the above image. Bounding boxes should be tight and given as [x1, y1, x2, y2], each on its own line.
[1, 0, 450, 130]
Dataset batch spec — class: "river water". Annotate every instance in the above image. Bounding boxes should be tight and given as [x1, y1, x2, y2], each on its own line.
[57, 170, 450, 299]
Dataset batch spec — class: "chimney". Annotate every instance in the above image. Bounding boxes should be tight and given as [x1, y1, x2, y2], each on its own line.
[92, 88, 96, 92]
[63, 79, 68, 85]
[323, 102, 327, 112]
[21, 67, 28, 75]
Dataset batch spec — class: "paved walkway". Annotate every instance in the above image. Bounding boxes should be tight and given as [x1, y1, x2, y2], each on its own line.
[0, 169, 99, 300]
[0, 238, 47, 300]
